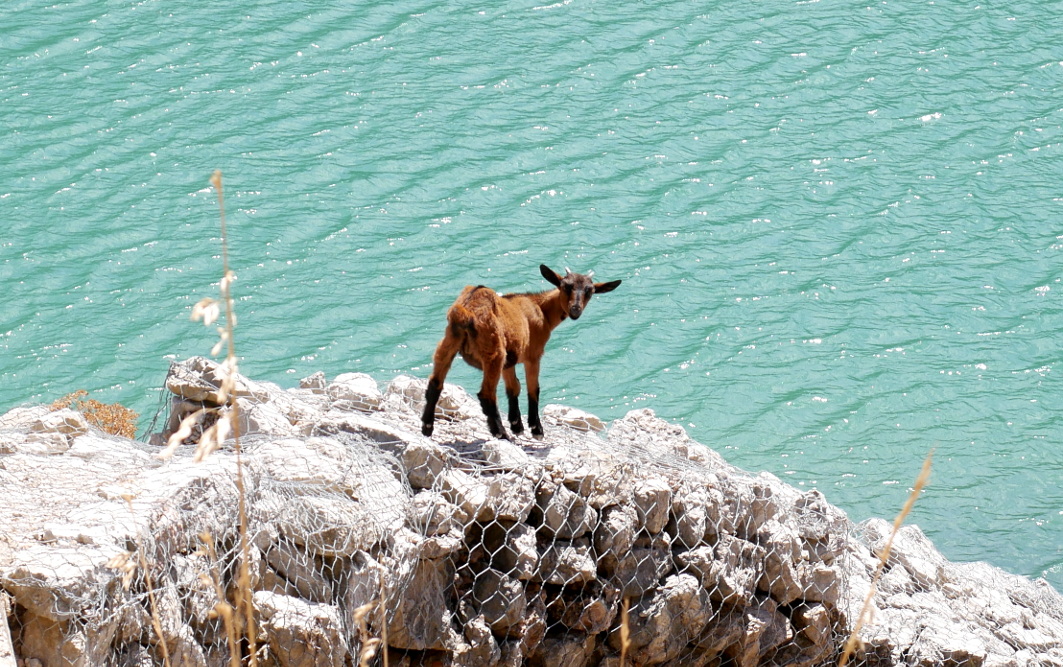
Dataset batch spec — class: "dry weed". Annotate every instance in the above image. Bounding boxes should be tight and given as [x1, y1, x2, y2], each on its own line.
[838, 449, 934, 666]
[50, 389, 139, 438]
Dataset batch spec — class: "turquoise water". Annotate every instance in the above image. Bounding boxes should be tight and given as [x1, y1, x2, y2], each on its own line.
[2, 0, 1061, 589]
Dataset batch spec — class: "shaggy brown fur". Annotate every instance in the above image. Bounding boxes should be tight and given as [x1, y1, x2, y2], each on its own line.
[422, 264, 622, 440]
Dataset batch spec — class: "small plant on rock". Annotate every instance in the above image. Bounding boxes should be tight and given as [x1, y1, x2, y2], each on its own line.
[50, 389, 139, 438]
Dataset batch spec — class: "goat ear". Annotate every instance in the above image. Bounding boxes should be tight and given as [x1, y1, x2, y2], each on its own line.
[540, 264, 562, 287]
[593, 279, 622, 294]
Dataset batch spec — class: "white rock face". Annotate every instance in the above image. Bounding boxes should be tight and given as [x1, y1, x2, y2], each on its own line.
[1, 357, 1061, 667]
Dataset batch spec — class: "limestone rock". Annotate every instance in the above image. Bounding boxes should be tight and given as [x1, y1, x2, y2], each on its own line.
[633, 476, 672, 534]
[593, 504, 638, 565]
[165, 356, 270, 405]
[254, 591, 348, 667]
[609, 532, 674, 597]
[260, 491, 386, 557]
[387, 375, 478, 422]
[670, 478, 710, 549]
[536, 478, 597, 540]
[480, 521, 538, 580]
[387, 559, 459, 651]
[535, 538, 597, 586]
[537, 634, 595, 667]
[326, 373, 383, 412]
[440, 470, 535, 523]
[3, 360, 1063, 667]
[471, 569, 527, 633]
[400, 439, 458, 490]
[542, 404, 605, 432]
[611, 573, 713, 665]
[298, 372, 327, 394]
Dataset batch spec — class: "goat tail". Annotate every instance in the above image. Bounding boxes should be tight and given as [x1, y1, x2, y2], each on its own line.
[447, 302, 477, 336]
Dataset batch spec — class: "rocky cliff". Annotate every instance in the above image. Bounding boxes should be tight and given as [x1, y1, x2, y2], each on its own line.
[1, 357, 1061, 666]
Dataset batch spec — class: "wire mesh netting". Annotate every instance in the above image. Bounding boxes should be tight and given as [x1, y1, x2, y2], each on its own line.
[2, 357, 1062, 666]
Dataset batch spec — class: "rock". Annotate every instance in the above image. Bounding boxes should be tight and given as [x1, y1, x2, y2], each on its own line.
[548, 446, 634, 509]
[0, 431, 68, 455]
[611, 573, 712, 665]
[165, 356, 271, 405]
[400, 439, 457, 490]
[537, 634, 595, 667]
[479, 522, 538, 580]
[453, 614, 501, 667]
[314, 412, 422, 446]
[263, 540, 334, 604]
[479, 438, 532, 470]
[633, 476, 672, 534]
[153, 586, 208, 667]
[254, 591, 348, 667]
[387, 375, 478, 422]
[609, 532, 674, 597]
[546, 580, 619, 635]
[326, 373, 382, 412]
[471, 569, 527, 633]
[2, 543, 123, 622]
[3, 360, 1063, 667]
[702, 535, 765, 604]
[542, 405, 605, 432]
[862, 519, 948, 590]
[236, 398, 295, 437]
[535, 538, 597, 585]
[727, 596, 792, 667]
[757, 519, 803, 605]
[410, 491, 463, 537]
[387, 559, 459, 651]
[440, 470, 535, 523]
[536, 478, 597, 539]
[261, 491, 386, 557]
[13, 609, 116, 667]
[670, 478, 710, 549]
[343, 550, 387, 616]
[298, 372, 327, 394]
[0, 407, 88, 450]
[593, 505, 639, 565]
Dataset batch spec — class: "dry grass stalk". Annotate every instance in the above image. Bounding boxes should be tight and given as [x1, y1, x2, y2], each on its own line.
[208, 170, 259, 666]
[838, 449, 934, 666]
[199, 532, 240, 667]
[105, 495, 171, 667]
[50, 389, 139, 438]
[354, 601, 382, 667]
[155, 170, 257, 665]
[619, 596, 631, 667]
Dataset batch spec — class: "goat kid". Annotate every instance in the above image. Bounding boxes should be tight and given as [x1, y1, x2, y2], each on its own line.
[421, 264, 622, 440]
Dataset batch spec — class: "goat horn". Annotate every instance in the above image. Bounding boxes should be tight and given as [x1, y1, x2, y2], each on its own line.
[586, 270, 595, 278]
[564, 267, 572, 276]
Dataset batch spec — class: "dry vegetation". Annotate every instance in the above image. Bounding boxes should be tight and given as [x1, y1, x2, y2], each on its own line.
[838, 450, 933, 666]
[49, 389, 139, 439]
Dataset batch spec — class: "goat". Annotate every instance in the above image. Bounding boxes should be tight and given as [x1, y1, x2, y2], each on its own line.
[421, 264, 622, 440]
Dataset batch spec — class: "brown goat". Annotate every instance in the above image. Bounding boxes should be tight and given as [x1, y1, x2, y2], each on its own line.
[421, 264, 622, 440]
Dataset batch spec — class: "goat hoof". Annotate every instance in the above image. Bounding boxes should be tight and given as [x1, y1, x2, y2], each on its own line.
[510, 422, 525, 435]
[421, 423, 434, 437]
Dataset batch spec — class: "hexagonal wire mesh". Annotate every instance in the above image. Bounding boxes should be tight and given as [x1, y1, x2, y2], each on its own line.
[0, 364, 854, 667]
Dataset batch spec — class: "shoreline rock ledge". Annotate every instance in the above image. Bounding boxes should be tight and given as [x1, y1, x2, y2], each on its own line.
[0, 356, 1060, 667]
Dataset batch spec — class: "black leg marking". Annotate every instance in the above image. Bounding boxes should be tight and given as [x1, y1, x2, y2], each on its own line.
[478, 391, 510, 440]
[421, 378, 442, 437]
[528, 390, 543, 438]
[507, 390, 524, 434]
